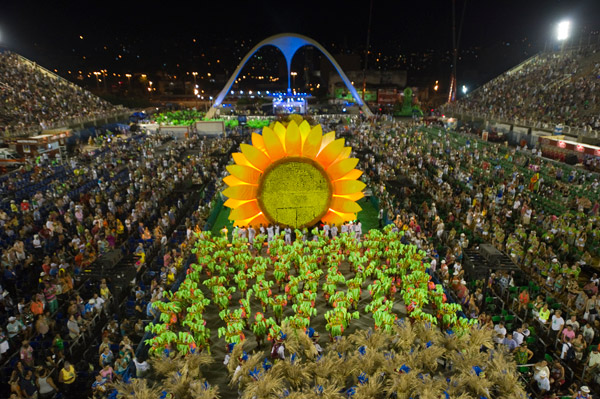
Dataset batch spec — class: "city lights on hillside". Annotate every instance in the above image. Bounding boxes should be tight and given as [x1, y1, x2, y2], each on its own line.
[557, 20, 571, 41]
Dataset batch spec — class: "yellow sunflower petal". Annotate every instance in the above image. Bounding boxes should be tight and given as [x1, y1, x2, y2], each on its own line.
[285, 121, 302, 156]
[262, 126, 286, 161]
[223, 175, 248, 187]
[330, 197, 362, 213]
[319, 131, 336, 152]
[321, 210, 345, 226]
[234, 213, 269, 228]
[224, 198, 253, 209]
[229, 200, 261, 221]
[240, 143, 271, 172]
[273, 122, 287, 149]
[289, 114, 304, 125]
[302, 125, 323, 159]
[333, 180, 366, 195]
[223, 185, 258, 200]
[335, 191, 365, 202]
[232, 152, 261, 171]
[334, 147, 352, 163]
[316, 138, 345, 169]
[335, 169, 363, 182]
[299, 120, 311, 145]
[226, 165, 262, 184]
[327, 158, 359, 181]
[252, 133, 268, 156]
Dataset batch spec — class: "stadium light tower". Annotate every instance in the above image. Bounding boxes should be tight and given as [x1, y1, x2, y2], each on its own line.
[557, 20, 570, 41]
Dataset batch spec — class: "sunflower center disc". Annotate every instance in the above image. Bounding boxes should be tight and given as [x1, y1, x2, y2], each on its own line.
[258, 158, 332, 228]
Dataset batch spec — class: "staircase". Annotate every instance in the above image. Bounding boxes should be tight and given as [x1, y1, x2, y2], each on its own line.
[462, 245, 524, 284]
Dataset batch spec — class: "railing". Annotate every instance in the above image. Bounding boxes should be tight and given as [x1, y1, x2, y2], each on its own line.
[445, 109, 600, 139]
[15, 53, 74, 88]
[1, 109, 130, 139]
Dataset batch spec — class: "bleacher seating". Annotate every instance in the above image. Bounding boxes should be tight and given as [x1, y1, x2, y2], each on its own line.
[445, 49, 600, 131]
[0, 51, 120, 136]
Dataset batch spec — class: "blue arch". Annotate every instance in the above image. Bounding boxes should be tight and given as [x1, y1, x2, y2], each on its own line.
[205, 33, 373, 119]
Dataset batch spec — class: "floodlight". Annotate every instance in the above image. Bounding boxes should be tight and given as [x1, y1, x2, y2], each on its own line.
[557, 21, 570, 41]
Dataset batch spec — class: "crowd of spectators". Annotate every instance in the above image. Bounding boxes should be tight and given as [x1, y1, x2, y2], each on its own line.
[444, 50, 600, 132]
[338, 116, 600, 396]
[118, 115, 600, 398]
[5, 110, 600, 398]
[0, 51, 121, 136]
[0, 127, 235, 398]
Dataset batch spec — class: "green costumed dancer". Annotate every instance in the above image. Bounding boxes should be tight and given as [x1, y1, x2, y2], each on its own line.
[253, 279, 273, 312]
[251, 312, 270, 348]
[269, 294, 287, 324]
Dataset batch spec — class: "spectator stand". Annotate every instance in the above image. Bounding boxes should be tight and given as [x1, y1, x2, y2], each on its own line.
[419, 125, 599, 389]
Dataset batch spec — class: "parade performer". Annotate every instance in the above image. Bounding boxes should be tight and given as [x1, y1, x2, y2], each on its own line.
[273, 261, 290, 292]
[284, 227, 292, 244]
[239, 290, 253, 326]
[218, 308, 246, 344]
[253, 279, 273, 312]
[270, 332, 286, 361]
[251, 312, 271, 349]
[269, 294, 288, 324]
[324, 307, 358, 341]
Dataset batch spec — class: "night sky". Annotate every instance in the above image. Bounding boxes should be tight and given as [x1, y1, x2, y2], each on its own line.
[1, 0, 600, 87]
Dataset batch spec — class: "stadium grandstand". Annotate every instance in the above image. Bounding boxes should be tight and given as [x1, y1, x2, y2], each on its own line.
[444, 46, 600, 137]
[2, 34, 600, 399]
[0, 51, 125, 138]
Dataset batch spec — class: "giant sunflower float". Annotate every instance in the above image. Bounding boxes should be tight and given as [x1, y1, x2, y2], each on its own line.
[223, 119, 365, 228]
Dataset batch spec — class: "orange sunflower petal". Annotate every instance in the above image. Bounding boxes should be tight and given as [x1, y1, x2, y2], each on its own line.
[229, 200, 261, 221]
[335, 169, 363, 182]
[234, 213, 269, 228]
[327, 209, 357, 223]
[335, 191, 365, 202]
[224, 198, 253, 209]
[316, 138, 345, 169]
[302, 125, 323, 159]
[262, 126, 286, 161]
[327, 158, 359, 181]
[223, 185, 258, 200]
[333, 180, 366, 195]
[240, 143, 271, 172]
[226, 165, 262, 184]
[223, 175, 248, 187]
[251, 133, 268, 156]
[321, 210, 346, 226]
[330, 197, 362, 213]
[285, 121, 302, 156]
[299, 120, 311, 145]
